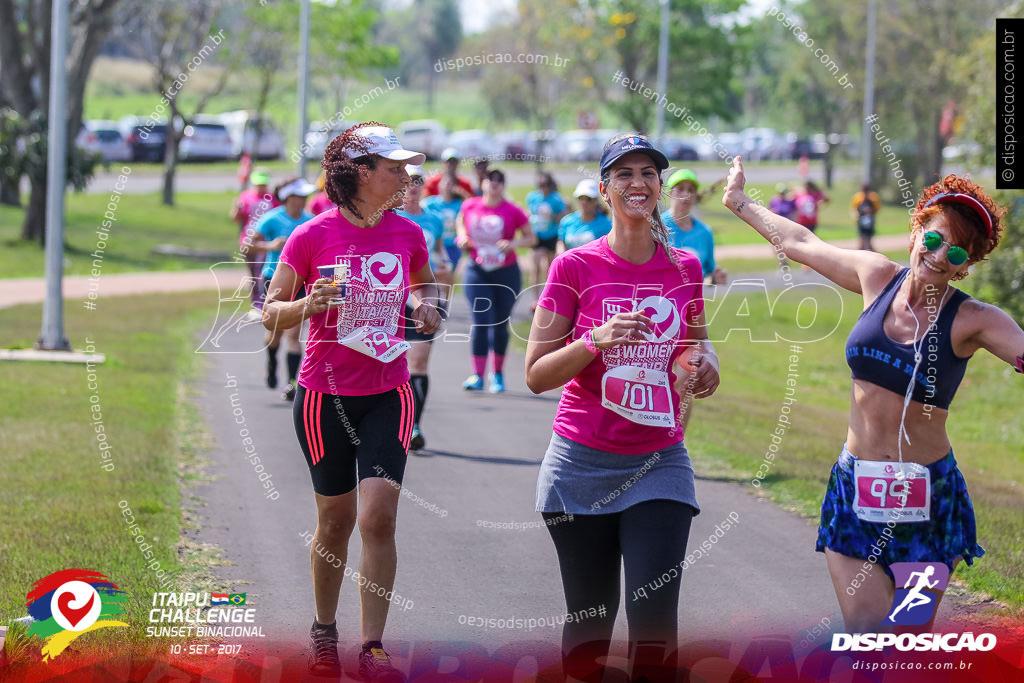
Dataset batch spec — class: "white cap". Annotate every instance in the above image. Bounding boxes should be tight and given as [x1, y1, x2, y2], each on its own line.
[278, 178, 317, 200]
[345, 126, 426, 165]
[574, 178, 600, 198]
[441, 147, 459, 161]
[405, 164, 424, 178]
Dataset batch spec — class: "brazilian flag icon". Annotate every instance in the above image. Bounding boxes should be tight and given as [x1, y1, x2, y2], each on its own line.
[229, 593, 246, 606]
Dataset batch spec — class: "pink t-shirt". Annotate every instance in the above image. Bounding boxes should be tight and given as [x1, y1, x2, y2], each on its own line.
[460, 197, 529, 270]
[308, 192, 333, 216]
[236, 189, 279, 231]
[794, 190, 824, 227]
[539, 236, 705, 454]
[279, 209, 429, 396]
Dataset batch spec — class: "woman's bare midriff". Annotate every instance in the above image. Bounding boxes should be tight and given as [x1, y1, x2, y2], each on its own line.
[845, 379, 952, 465]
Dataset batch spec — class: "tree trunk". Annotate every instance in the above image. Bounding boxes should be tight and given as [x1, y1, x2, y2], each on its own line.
[22, 175, 47, 243]
[162, 132, 180, 206]
[823, 150, 835, 189]
[426, 66, 435, 113]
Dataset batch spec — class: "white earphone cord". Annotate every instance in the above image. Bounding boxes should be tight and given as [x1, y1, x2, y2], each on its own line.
[896, 285, 950, 479]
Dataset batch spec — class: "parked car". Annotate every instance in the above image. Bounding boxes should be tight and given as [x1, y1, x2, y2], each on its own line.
[445, 129, 500, 160]
[84, 120, 132, 163]
[495, 131, 536, 158]
[213, 110, 285, 160]
[118, 116, 168, 162]
[942, 139, 982, 161]
[396, 119, 448, 160]
[658, 136, 700, 162]
[741, 127, 787, 161]
[713, 132, 745, 161]
[178, 120, 234, 162]
[555, 128, 616, 162]
[302, 120, 354, 160]
[74, 125, 100, 157]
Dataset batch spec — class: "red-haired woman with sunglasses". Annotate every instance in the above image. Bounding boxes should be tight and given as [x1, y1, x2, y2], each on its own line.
[723, 157, 1024, 632]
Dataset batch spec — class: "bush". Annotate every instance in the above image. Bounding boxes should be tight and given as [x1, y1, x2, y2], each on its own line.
[977, 192, 1024, 326]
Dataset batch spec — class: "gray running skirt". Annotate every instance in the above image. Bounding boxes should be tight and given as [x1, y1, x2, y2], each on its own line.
[535, 432, 700, 515]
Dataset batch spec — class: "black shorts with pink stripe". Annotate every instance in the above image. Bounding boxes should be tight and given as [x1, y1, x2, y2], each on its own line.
[292, 383, 415, 496]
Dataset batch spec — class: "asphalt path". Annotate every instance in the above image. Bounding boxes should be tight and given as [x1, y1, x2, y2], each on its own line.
[3, 267, 967, 678]
[182, 286, 949, 674]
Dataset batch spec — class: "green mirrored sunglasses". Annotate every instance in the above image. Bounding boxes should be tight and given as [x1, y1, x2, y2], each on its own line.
[923, 231, 968, 266]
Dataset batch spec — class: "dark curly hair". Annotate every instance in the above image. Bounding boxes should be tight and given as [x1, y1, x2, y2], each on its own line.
[910, 175, 1006, 280]
[321, 121, 387, 220]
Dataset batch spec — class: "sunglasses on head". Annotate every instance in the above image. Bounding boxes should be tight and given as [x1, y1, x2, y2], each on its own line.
[922, 231, 968, 266]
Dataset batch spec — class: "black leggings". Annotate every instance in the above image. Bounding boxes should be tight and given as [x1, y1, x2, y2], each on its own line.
[544, 500, 694, 681]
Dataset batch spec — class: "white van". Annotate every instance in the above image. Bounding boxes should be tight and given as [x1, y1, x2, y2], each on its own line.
[213, 110, 285, 160]
[396, 120, 448, 160]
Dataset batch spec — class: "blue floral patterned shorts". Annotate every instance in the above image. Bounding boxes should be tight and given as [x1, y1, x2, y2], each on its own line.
[815, 445, 985, 580]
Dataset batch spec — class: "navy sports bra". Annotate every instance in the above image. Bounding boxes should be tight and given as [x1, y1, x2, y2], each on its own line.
[845, 268, 971, 409]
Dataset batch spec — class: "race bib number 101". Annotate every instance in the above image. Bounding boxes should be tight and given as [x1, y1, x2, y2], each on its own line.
[601, 366, 674, 428]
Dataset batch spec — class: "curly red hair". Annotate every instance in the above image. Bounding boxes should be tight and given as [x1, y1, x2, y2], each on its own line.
[321, 121, 389, 219]
[910, 175, 1005, 279]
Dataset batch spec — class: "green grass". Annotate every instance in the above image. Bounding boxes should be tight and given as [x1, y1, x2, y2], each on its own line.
[513, 289, 1024, 612]
[0, 292, 220, 663]
[696, 179, 916, 247]
[0, 192, 239, 278]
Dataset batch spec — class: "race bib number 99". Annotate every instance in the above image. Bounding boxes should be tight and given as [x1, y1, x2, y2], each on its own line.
[853, 460, 930, 522]
[601, 366, 674, 428]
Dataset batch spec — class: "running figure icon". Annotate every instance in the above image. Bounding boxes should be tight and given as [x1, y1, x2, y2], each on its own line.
[886, 565, 938, 623]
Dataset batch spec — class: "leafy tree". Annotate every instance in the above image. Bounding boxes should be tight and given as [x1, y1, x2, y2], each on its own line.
[118, 0, 236, 206]
[589, 0, 749, 134]
[978, 193, 1024, 326]
[231, 0, 398, 155]
[0, 0, 122, 242]
[416, 0, 462, 112]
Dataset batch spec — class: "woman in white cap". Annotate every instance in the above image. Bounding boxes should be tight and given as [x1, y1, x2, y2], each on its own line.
[526, 133, 719, 681]
[249, 176, 316, 399]
[396, 164, 450, 451]
[557, 178, 612, 251]
[262, 122, 441, 681]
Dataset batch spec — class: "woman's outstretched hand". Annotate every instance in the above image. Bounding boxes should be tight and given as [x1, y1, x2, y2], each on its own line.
[723, 156, 748, 213]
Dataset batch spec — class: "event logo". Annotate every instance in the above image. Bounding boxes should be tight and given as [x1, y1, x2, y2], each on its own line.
[365, 252, 402, 290]
[885, 562, 949, 626]
[26, 569, 129, 661]
[635, 295, 681, 344]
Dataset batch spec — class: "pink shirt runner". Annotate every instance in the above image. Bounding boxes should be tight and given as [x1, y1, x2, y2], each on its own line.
[538, 236, 705, 454]
[308, 192, 333, 216]
[280, 209, 429, 396]
[460, 197, 529, 270]
[235, 188, 279, 231]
